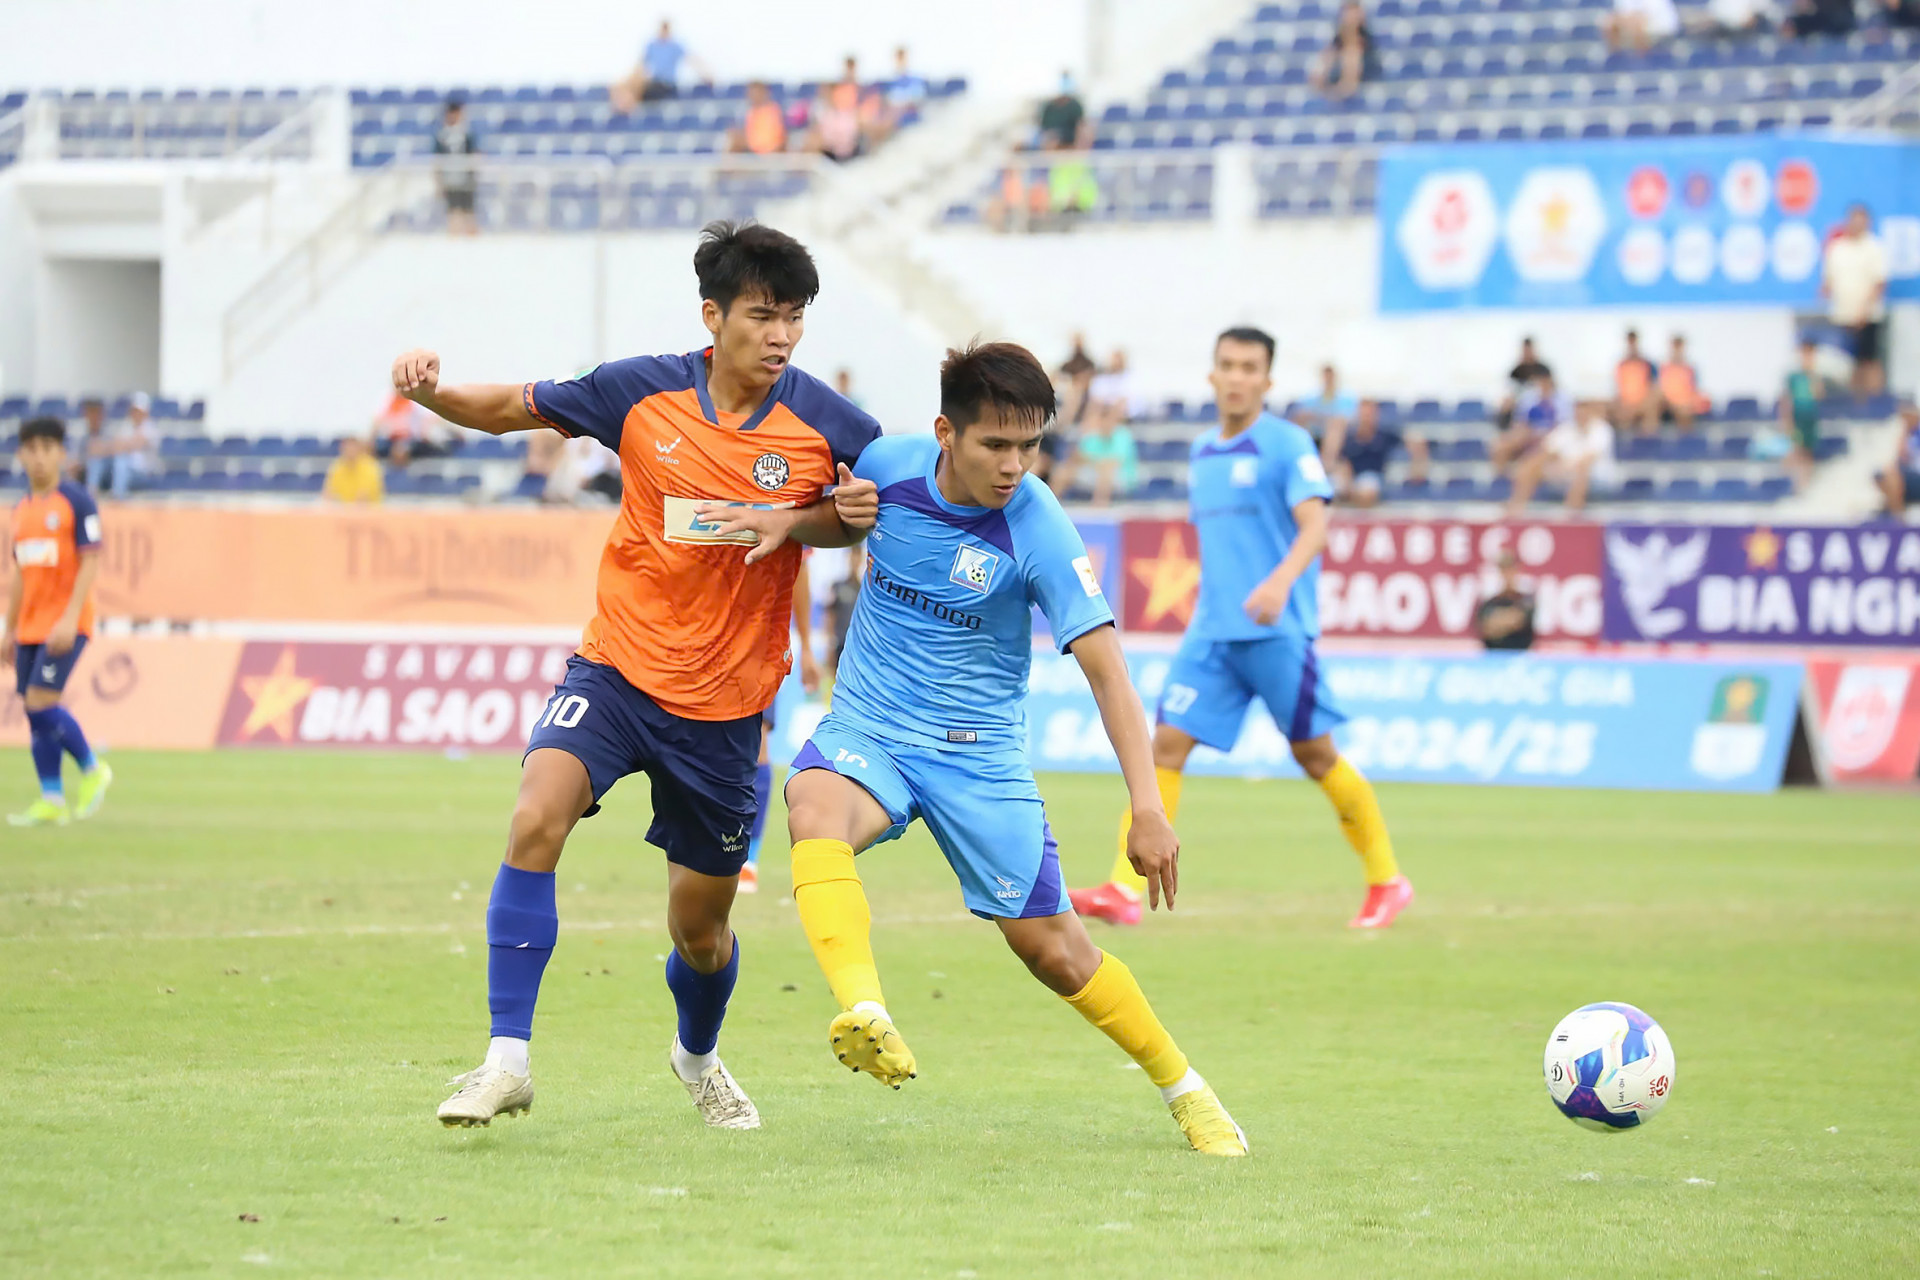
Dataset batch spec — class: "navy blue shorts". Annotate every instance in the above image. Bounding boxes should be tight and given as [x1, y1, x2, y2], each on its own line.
[524, 656, 762, 876]
[14, 636, 90, 698]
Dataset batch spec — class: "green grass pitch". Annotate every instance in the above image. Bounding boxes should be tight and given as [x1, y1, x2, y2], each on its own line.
[3, 750, 1916, 1278]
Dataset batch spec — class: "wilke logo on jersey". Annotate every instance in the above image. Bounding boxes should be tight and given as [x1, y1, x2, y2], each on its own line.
[950, 544, 1000, 593]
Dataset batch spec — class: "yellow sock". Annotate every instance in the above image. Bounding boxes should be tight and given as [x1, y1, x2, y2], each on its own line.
[1318, 757, 1400, 885]
[1063, 951, 1190, 1087]
[1108, 766, 1183, 897]
[790, 838, 886, 1011]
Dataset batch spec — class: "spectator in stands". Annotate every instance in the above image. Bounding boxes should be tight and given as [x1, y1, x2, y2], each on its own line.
[1057, 335, 1098, 425]
[1512, 399, 1618, 514]
[1074, 410, 1141, 507]
[1086, 349, 1141, 435]
[1604, 0, 1681, 53]
[1496, 336, 1552, 432]
[1295, 363, 1358, 458]
[374, 389, 454, 466]
[1612, 329, 1660, 434]
[550, 434, 620, 505]
[1877, 400, 1920, 518]
[1823, 203, 1889, 400]
[728, 81, 788, 155]
[1311, 2, 1378, 101]
[833, 368, 863, 408]
[1036, 72, 1086, 151]
[87, 392, 157, 498]
[433, 100, 479, 236]
[886, 46, 930, 126]
[1492, 370, 1571, 474]
[824, 545, 866, 681]
[323, 436, 384, 504]
[521, 429, 566, 501]
[983, 163, 1049, 233]
[1785, 0, 1856, 37]
[807, 64, 869, 162]
[612, 20, 710, 113]
[1334, 399, 1428, 507]
[1657, 334, 1707, 431]
[1691, 0, 1773, 36]
[1888, 0, 1920, 31]
[70, 398, 105, 487]
[1782, 338, 1824, 493]
[1475, 552, 1536, 651]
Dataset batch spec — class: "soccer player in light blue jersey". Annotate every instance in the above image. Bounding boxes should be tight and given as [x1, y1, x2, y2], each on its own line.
[704, 343, 1247, 1155]
[1072, 327, 1413, 930]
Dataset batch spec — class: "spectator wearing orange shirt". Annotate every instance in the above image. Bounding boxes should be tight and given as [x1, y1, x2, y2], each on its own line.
[1656, 334, 1708, 431]
[1612, 329, 1660, 435]
[727, 81, 787, 155]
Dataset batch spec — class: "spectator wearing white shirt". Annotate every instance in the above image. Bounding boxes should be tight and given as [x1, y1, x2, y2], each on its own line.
[1605, 0, 1681, 52]
[1692, 0, 1772, 34]
[1492, 371, 1571, 474]
[85, 392, 158, 498]
[1510, 400, 1618, 514]
[1823, 204, 1890, 399]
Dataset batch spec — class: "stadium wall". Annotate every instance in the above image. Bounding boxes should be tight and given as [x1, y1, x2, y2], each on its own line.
[0, 0, 1169, 101]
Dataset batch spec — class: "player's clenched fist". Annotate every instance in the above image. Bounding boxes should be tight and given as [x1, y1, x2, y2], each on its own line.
[392, 349, 441, 401]
[831, 462, 878, 530]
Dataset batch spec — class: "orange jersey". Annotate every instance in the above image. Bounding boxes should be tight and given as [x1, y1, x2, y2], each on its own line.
[525, 349, 880, 720]
[9, 481, 103, 644]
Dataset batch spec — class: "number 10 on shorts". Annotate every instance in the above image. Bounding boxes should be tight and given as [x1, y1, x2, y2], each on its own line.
[537, 694, 590, 730]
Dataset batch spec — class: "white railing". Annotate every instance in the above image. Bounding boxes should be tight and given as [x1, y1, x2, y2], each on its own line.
[1833, 59, 1920, 132]
[0, 102, 24, 165]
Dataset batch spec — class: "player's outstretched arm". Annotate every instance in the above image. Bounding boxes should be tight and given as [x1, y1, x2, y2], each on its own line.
[694, 464, 879, 564]
[391, 349, 538, 436]
[1070, 623, 1179, 911]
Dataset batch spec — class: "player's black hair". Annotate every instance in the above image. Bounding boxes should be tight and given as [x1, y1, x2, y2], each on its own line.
[1215, 325, 1276, 370]
[18, 416, 66, 446]
[940, 341, 1056, 434]
[694, 220, 820, 314]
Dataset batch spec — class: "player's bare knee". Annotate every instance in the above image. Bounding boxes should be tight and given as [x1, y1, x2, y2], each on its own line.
[1151, 726, 1195, 772]
[1291, 736, 1338, 780]
[504, 798, 572, 870]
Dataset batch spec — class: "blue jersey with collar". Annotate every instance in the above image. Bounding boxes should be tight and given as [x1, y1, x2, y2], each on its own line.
[1187, 411, 1334, 643]
[832, 434, 1114, 751]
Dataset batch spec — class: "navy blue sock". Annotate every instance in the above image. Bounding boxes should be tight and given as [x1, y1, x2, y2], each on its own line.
[665, 936, 739, 1056]
[745, 763, 773, 862]
[45, 706, 96, 771]
[486, 864, 558, 1040]
[25, 709, 64, 799]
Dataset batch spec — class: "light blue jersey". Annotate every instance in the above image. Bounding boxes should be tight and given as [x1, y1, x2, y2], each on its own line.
[830, 433, 1115, 751]
[1186, 412, 1334, 644]
[791, 433, 1113, 921]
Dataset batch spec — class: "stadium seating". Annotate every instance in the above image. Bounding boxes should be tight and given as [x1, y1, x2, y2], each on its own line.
[944, 1, 1916, 223]
[1, 392, 1891, 508]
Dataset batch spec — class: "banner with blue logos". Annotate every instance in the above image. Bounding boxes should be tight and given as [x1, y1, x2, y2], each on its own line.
[771, 650, 1804, 793]
[1378, 136, 1920, 311]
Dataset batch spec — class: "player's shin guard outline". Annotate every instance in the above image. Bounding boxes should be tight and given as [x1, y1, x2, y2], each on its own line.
[790, 837, 886, 1011]
[486, 863, 559, 1040]
[1063, 951, 1190, 1088]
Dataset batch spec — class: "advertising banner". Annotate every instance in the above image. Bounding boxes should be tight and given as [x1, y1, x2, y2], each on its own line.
[1602, 524, 1920, 646]
[0, 504, 612, 627]
[0, 634, 242, 751]
[1379, 136, 1920, 311]
[214, 640, 580, 752]
[1321, 519, 1603, 639]
[1806, 655, 1920, 782]
[767, 649, 1806, 794]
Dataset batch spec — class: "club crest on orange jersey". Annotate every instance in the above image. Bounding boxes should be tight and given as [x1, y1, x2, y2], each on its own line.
[751, 453, 791, 491]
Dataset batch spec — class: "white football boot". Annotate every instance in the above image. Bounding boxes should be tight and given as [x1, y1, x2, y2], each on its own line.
[437, 1064, 534, 1127]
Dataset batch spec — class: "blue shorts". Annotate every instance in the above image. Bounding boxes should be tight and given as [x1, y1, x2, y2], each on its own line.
[14, 636, 90, 699]
[525, 656, 762, 877]
[788, 716, 1068, 921]
[1158, 633, 1345, 751]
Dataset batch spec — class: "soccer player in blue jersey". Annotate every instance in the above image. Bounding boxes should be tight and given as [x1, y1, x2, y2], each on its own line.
[705, 342, 1248, 1156]
[1071, 327, 1413, 930]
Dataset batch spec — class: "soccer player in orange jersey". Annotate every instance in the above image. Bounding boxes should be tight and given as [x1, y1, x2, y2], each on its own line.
[394, 222, 882, 1131]
[5, 417, 114, 828]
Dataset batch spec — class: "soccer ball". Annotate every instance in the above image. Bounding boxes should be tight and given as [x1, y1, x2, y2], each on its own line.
[1542, 1002, 1675, 1131]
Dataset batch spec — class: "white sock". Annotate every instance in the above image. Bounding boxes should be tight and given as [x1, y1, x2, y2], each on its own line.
[1158, 1067, 1206, 1104]
[485, 1036, 529, 1076]
[671, 1037, 718, 1084]
[851, 999, 891, 1023]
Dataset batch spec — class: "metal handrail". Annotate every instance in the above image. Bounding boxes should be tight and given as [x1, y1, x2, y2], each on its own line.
[1832, 58, 1920, 131]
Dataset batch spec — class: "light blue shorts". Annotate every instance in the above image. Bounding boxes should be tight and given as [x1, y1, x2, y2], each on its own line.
[1158, 633, 1346, 751]
[788, 715, 1069, 921]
